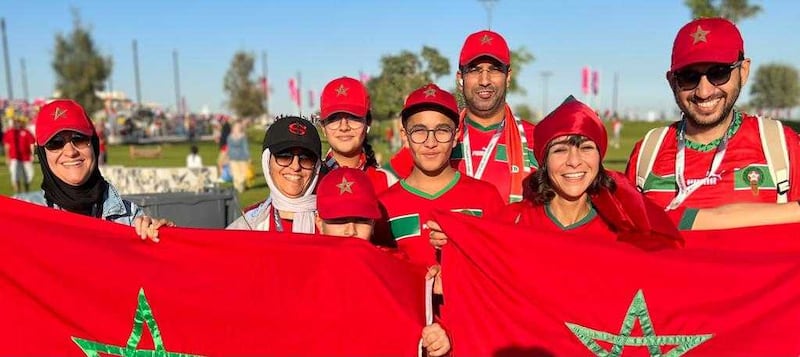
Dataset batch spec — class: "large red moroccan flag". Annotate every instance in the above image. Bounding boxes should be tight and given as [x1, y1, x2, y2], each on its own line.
[0, 196, 425, 356]
[435, 211, 800, 356]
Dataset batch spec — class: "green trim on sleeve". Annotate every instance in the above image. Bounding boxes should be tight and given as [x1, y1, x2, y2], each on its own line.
[678, 208, 700, 230]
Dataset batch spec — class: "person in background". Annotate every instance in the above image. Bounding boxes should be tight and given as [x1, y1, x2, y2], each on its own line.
[227, 116, 321, 233]
[226, 120, 251, 192]
[3, 115, 35, 193]
[15, 99, 171, 241]
[186, 145, 203, 169]
[319, 76, 397, 193]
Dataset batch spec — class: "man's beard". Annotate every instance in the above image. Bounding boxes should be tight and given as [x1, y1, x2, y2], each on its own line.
[677, 79, 741, 130]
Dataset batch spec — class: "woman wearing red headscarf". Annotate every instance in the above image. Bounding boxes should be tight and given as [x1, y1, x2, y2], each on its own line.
[496, 97, 683, 250]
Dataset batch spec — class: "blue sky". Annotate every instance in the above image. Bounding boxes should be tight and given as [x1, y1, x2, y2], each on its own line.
[1, 0, 796, 118]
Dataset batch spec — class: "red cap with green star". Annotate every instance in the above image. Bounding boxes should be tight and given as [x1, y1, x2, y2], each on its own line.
[671, 17, 744, 72]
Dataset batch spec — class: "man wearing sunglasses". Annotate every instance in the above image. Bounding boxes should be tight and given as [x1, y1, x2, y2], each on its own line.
[626, 18, 800, 212]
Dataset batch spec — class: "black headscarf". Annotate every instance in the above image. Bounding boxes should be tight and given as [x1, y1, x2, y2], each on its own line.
[37, 134, 108, 216]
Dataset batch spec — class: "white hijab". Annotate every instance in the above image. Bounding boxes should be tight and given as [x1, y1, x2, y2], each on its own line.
[260, 148, 320, 233]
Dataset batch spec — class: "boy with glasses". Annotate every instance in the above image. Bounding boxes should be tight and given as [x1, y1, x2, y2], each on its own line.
[626, 17, 800, 212]
[378, 84, 504, 268]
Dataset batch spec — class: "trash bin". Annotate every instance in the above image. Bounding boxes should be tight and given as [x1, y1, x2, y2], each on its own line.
[124, 188, 241, 229]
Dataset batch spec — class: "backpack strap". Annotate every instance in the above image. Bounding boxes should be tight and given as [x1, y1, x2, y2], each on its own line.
[635, 126, 670, 192]
[757, 116, 790, 203]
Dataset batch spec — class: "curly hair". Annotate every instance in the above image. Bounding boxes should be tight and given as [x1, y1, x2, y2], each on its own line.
[522, 135, 616, 205]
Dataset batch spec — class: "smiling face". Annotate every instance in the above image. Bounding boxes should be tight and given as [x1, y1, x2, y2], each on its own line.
[402, 110, 458, 176]
[44, 131, 96, 186]
[669, 59, 750, 129]
[268, 148, 317, 198]
[545, 135, 600, 202]
[458, 58, 511, 119]
[322, 112, 368, 157]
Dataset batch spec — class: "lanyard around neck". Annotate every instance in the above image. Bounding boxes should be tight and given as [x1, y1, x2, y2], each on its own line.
[666, 113, 736, 210]
[462, 119, 504, 180]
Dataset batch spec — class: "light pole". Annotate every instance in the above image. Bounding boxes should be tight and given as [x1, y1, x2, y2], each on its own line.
[1, 18, 13, 100]
[478, 0, 498, 29]
[540, 70, 553, 115]
[172, 49, 181, 114]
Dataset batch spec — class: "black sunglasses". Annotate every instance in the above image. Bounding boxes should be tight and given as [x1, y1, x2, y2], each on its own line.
[273, 150, 317, 170]
[43, 133, 92, 151]
[673, 61, 743, 91]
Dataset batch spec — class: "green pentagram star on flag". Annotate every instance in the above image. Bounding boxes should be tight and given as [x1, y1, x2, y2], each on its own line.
[72, 288, 201, 357]
[565, 289, 713, 357]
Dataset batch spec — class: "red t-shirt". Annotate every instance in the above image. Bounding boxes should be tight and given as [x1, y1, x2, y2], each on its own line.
[499, 201, 617, 242]
[450, 118, 536, 204]
[626, 113, 800, 209]
[378, 172, 505, 268]
[2, 128, 35, 161]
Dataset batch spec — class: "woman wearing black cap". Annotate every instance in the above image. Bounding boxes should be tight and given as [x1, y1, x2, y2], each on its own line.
[15, 99, 172, 241]
[227, 116, 322, 232]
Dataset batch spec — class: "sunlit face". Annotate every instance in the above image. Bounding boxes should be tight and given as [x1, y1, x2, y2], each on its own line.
[315, 217, 375, 240]
[669, 59, 750, 129]
[545, 135, 600, 202]
[44, 131, 96, 186]
[402, 111, 458, 175]
[322, 113, 368, 158]
[457, 58, 511, 118]
[269, 148, 317, 198]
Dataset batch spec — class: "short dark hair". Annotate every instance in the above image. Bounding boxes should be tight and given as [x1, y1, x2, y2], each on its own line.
[190, 145, 199, 154]
[522, 135, 615, 204]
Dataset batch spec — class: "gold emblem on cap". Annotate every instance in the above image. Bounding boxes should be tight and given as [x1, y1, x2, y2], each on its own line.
[480, 34, 493, 45]
[53, 107, 67, 121]
[691, 25, 710, 44]
[336, 176, 354, 194]
[335, 84, 349, 97]
[424, 86, 437, 98]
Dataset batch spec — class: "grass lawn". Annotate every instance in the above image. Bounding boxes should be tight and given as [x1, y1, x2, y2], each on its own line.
[0, 120, 672, 208]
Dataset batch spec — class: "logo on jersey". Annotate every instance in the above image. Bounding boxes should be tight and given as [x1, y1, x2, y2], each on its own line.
[744, 166, 765, 195]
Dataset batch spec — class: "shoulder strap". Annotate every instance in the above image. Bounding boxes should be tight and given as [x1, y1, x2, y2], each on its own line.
[757, 116, 790, 203]
[635, 126, 670, 191]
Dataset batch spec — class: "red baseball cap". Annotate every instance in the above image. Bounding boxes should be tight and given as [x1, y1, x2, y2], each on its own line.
[670, 17, 744, 72]
[35, 99, 96, 146]
[401, 83, 459, 124]
[533, 96, 607, 165]
[459, 30, 510, 67]
[320, 77, 370, 119]
[317, 167, 381, 220]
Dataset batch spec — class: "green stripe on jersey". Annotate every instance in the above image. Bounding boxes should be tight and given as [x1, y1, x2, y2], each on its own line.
[389, 214, 421, 240]
[641, 173, 678, 192]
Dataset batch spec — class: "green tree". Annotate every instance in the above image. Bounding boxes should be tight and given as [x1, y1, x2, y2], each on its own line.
[684, 0, 762, 22]
[513, 103, 535, 122]
[749, 63, 800, 115]
[367, 46, 450, 121]
[223, 51, 266, 118]
[508, 47, 535, 95]
[52, 11, 111, 114]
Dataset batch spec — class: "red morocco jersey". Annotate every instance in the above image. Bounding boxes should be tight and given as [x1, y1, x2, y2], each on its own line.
[626, 113, 800, 209]
[450, 118, 537, 204]
[378, 172, 505, 268]
[499, 202, 617, 242]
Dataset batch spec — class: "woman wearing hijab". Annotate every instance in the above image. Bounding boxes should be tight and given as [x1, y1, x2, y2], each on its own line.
[227, 116, 321, 233]
[16, 99, 171, 241]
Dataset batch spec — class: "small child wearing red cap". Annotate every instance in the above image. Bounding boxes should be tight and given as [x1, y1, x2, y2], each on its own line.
[378, 84, 505, 268]
[315, 167, 452, 357]
[318, 77, 397, 194]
